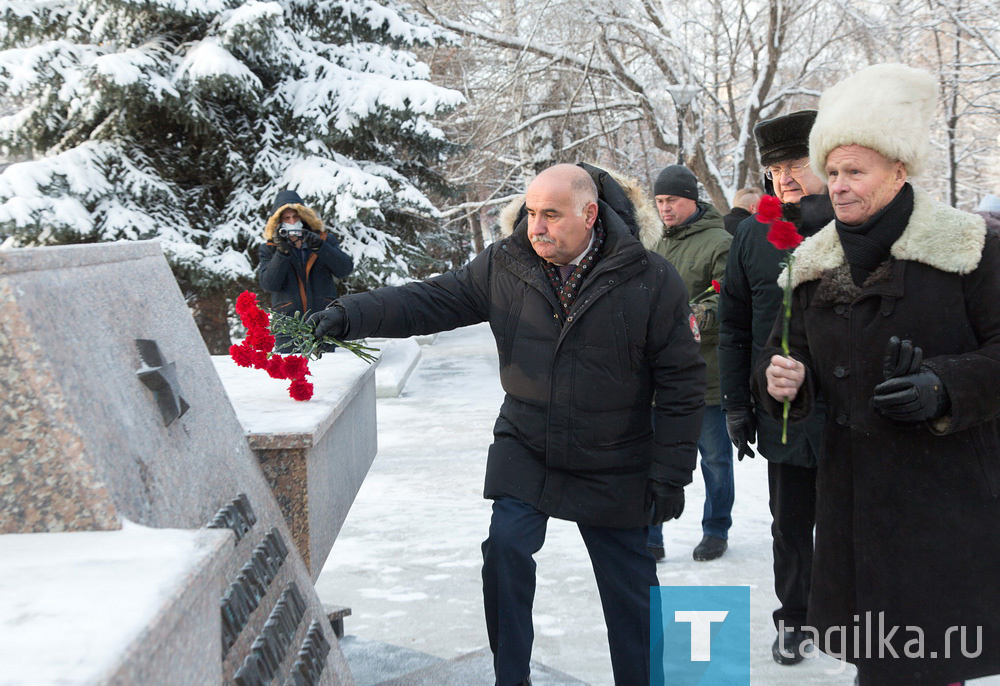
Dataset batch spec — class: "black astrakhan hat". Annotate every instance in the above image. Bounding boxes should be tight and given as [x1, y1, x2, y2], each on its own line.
[753, 110, 817, 167]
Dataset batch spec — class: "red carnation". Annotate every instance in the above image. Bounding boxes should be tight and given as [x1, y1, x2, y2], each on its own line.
[767, 220, 803, 251]
[711, 279, 721, 293]
[241, 308, 270, 333]
[282, 355, 310, 380]
[246, 327, 275, 353]
[266, 355, 287, 379]
[235, 291, 259, 315]
[230, 342, 255, 368]
[249, 349, 270, 370]
[288, 377, 314, 401]
[756, 195, 783, 223]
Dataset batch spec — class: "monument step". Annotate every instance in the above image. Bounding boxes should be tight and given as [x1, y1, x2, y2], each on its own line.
[341, 638, 589, 686]
[338, 636, 444, 685]
[368, 337, 422, 398]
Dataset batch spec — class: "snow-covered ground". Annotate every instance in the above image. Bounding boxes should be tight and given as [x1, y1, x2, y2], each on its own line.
[316, 322, 999, 686]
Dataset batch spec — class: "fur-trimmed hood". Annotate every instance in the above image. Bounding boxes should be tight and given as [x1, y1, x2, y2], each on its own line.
[781, 186, 987, 289]
[264, 203, 326, 240]
[497, 167, 662, 250]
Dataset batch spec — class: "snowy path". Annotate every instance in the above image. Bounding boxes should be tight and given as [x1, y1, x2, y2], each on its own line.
[316, 323, 997, 685]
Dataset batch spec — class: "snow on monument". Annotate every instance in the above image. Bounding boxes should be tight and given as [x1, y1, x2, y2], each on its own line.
[0, 240, 373, 684]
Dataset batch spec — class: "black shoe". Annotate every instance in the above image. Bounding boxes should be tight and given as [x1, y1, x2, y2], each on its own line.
[772, 628, 809, 665]
[692, 535, 727, 561]
[647, 545, 665, 561]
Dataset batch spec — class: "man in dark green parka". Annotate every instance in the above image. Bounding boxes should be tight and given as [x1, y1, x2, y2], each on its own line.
[652, 165, 733, 563]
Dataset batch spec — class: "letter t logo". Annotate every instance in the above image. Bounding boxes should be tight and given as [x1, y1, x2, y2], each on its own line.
[674, 610, 729, 661]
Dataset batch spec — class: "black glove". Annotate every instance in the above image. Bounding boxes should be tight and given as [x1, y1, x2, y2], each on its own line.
[272, 232, 291, 255]
[882, 335, 923, 380]
[725, 408, 757, 461]
[302, 229, 325, 252]
[307, 305, 347, 340]
[645, 481, 685, 526]
[872, 368, 950, 422]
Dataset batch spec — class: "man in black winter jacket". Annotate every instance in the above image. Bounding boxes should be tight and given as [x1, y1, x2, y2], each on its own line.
[309, 163, 706, 686]
[718, 110, 832, 667]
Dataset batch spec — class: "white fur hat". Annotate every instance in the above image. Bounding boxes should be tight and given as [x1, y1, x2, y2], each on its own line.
[809, 63, 937, 177]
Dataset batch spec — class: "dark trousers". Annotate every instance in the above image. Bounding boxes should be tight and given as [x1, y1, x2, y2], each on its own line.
[768, 461, 818, 630]
[482, 497, 657, 686]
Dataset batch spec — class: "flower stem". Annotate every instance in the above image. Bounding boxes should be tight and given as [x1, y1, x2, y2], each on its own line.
[268, 310, 379, 363]
[780, 259, 793, 444]
[322, 337, 380, 364]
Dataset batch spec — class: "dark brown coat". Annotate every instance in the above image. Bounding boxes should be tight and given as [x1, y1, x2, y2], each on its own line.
[753, 187, 1000, 683]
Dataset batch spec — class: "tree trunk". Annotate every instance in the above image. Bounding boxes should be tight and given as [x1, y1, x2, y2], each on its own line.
[469, 204, 485, 253]
[189, 289, 233, 354]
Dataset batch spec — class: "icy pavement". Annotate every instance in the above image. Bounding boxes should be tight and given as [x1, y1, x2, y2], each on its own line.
[316, 323, 999, 686]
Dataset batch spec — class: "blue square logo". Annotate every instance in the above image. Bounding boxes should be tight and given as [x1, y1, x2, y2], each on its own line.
[651, 585, 751, 685]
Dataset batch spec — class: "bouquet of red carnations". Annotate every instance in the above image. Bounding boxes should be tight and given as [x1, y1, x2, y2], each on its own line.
[229, 291, 377, 401]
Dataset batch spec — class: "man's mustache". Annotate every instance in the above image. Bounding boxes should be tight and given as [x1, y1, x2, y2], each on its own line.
[530, 235, 556, 244]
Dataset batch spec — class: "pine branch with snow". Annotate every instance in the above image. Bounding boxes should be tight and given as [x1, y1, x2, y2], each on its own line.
[0, 0, 465, 325]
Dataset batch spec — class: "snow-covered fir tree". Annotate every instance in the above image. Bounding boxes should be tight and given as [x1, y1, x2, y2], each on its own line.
[0, 0, 464, 350]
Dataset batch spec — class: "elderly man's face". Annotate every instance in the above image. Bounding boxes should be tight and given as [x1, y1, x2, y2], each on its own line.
[825, 145, 907, 226]
[525, 172, 597, 265]
[770, 156, 826, 204]
[655, 195, 698, 228]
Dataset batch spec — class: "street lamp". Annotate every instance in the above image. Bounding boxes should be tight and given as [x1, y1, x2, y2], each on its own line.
[665, 84, 699, 166]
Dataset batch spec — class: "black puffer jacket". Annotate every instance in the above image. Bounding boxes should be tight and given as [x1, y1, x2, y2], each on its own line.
[718, 194, 832, 465]
[334, 200, 706, 528]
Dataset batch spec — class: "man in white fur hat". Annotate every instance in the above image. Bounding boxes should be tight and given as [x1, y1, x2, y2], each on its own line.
[757, 63, 1000, 685]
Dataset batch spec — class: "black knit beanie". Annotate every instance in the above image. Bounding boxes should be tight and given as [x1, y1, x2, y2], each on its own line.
[653, 165, 698, 200]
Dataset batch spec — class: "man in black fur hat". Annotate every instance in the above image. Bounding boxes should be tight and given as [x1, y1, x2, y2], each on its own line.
[718, 109, 832, 666]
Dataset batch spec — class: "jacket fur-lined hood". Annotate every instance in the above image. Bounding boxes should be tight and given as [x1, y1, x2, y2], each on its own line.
[264, 203, 326, 240]
[497, 168, 662, 250]
[781, 186, 987, 289]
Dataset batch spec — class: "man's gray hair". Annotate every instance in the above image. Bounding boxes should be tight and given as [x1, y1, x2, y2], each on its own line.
[571, 169, 599, 216]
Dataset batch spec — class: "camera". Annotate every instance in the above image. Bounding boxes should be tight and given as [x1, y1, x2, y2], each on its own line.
[278, 227, 303, 238]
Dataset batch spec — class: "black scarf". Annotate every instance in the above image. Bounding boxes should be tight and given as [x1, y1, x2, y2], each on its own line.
[835, 183, 914, 286]
[541, 219, 607, 316]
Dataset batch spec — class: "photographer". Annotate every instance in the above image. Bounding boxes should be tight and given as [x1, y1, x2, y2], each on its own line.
[257, 190, 354, 352]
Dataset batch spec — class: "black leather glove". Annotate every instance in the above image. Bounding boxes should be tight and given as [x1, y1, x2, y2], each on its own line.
[872, 368, 950, 422]
[725, 407, 757, 461]
[645, 481, 685, 526]
[272, 232, 291, 255]
[302, 229, 325, 252]
[307, 305, 347, 340]
[882, 335, 922, 380]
